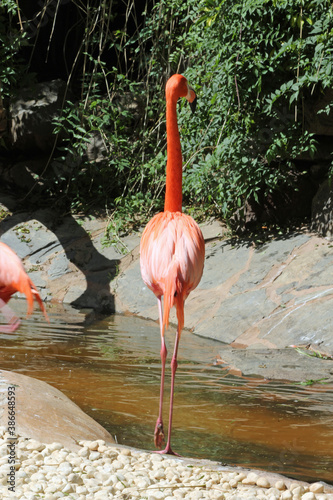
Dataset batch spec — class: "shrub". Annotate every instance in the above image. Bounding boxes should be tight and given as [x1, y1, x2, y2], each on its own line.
[3, 0, 333, 232]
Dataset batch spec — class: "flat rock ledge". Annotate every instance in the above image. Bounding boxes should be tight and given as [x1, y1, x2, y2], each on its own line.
[1, 371, 333, 499]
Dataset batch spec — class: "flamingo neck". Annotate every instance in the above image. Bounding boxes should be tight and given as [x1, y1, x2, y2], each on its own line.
[164, 94, 182, 213]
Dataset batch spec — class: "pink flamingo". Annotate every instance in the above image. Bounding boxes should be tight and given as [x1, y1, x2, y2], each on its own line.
[0, 241, 49, 332]
[140, 74, 205, 455]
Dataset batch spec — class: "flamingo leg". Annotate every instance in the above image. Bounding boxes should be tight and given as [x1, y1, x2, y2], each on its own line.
[154, 297, 167, 449]
[0, 299, 21, 333]
[156, 323, 181, 456]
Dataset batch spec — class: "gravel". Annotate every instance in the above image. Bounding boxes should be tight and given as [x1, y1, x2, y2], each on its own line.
[0, 427, 332, 500]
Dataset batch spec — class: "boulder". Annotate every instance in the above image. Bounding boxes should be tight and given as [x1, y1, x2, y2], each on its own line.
[311, 178, 333, 238]
[230, 174, 315, 230]
[9, 79, 67, 151]
[304, 88, 333, 136]
[0, 369, 115, 451]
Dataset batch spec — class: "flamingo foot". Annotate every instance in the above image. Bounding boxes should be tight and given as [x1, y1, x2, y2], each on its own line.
[154, 420, 165, 449]
[0, 301, 21, 333]
[153, 446, 181, 457]
[0, 318, 21, 333]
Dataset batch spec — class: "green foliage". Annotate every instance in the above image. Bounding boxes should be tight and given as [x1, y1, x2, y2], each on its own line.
[70, 0, 332, 231]
[0, 1, 30, 98]
[178, 0, 333, 220]
[2, 0, 333, 234]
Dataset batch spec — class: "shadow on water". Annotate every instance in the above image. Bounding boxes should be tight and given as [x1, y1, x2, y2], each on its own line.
[1, 300, 333, 485]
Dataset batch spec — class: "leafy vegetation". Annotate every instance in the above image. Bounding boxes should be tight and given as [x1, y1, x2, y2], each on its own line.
[0, 0, 34, 100]
[1, 0, 333, 236]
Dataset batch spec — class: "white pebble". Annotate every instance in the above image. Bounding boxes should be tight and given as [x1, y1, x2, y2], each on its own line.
[221, 482, 231, 491]
[30, 482, 46, 493]
[120, 448, 132, 456]
[24, 464, 39, 474]
[115, 481, 125, 491]
[62, 483, 75, 494]
[76, 485, 88, 494]
[152, 468, 166, 480]
[26, 439, 45, 452]
[136, 478, 150, 489]
[267, 487, 282, 497]
[190, 491, 204, 499]
[68, 472, 84, 484]
[89, 451, 101, 460]
[112, 459, 123, 470]
[257, 476, 270, 488]
[292, 485, 305, 497]
[148, 492, 166, 500]
[243, 472, 259, 485]
[234, 472, 247, 482]
[275, 480, 286, 490]
[209, 491, 225, 500]
[57, 462, 73, 475]
[281, 491, 293, 499]
[22, 494, 39, 500]
[229, 479, 238, 488]
[310, 483, 325, 494]
[47, 442, 63, 451]
[78, 447, 89, 457]
[302, 494, 316, 500]
[87, 440, 99, 451]
[94, 488, 114, 498]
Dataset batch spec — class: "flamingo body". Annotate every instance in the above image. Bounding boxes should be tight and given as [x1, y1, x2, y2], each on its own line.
[140, 74, 205, 455]
[140, 210, 204, 334]
[0, 241, 48, 332]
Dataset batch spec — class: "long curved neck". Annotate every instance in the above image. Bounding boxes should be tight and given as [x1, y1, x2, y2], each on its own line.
[164, 93, 182, 213]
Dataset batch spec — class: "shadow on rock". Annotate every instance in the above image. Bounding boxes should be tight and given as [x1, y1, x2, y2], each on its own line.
[0, 191, 118, 315]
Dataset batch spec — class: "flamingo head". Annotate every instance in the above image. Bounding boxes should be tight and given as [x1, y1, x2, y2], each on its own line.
[166, 74, 197, 113]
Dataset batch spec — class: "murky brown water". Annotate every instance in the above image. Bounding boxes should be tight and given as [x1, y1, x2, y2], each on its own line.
[1, 300, 333, 484]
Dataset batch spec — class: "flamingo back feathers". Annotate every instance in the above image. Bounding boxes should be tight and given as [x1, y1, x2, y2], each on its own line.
[140, 211, 205, 335]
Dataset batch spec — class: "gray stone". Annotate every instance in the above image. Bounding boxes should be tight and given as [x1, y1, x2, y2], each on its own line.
[311, 178, 333, 238]
[195, 288, 277, 344]
[215, 346, 333, 382]
[9, 79, 67, 152]
[259, 294, 333, 349]
[230, 233, 311, 294]
[0, 370, 115, 450]
[48, 253, 70, 280]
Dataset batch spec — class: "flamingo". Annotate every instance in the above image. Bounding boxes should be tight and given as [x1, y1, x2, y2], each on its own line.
[140, 74, 205, 455]
[0, 241, 49, 332]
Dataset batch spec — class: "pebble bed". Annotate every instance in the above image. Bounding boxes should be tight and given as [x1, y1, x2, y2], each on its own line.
[0, 429, 332, 500]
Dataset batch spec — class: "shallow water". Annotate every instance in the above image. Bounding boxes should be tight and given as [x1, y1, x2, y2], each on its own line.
[1, 300, 333, 484]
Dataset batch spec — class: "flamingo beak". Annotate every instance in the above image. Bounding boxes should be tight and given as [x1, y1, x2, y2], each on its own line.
[189, 94, 197, 113]
[187, 87, 197, 113]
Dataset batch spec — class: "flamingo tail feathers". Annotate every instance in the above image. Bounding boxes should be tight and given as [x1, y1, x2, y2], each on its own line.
[20, 278, 49, 322]
[31, 286, 49, 323]
[162, 261, 185, 336]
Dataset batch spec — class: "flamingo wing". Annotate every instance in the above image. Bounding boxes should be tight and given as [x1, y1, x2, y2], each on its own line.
[140, 211, 205, 333]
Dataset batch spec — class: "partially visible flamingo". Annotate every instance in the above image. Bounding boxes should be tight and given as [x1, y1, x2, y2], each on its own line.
[140, 74, 205, 455]
[0, 241, 49, 332]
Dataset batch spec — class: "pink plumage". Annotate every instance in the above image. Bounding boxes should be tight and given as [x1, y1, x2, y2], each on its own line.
[140, 211, 204, 333]
[139, 74, 205, 455]
[0, 241, 49, 332]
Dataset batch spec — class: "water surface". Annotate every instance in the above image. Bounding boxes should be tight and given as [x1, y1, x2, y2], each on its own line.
[1, 300, 332, 484]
